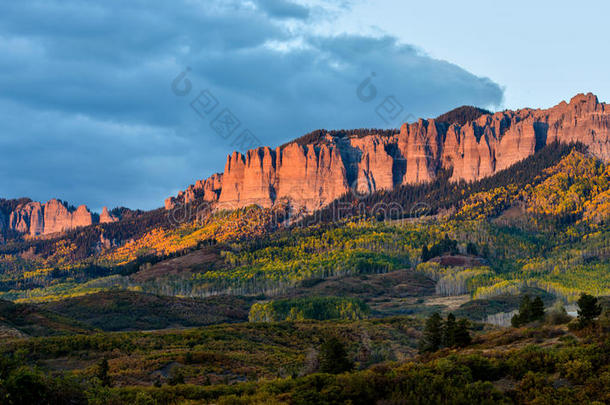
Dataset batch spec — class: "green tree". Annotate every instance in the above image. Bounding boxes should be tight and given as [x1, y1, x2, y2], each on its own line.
[421, 245, 430, 262]
[577, 293, 602, 327]
[481, 244, 490, 258]
[442, 313, 457, 347]
[419, 312, 443, 352]
[512, 295, 532, 327]
[454, 319, 472, 347]
[466, 242, 478, 256]
[318, 336, 353, 374]
[531, 297, 545, 321]
[4, 367, 48, 404]
[96, 358, 111, 387]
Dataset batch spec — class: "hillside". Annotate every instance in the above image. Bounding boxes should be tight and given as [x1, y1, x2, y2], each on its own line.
[1, 316, 609, 403]
[0, 143, 608, 312]
[0, 299, 92, 337]
[39, 291, 252, 331]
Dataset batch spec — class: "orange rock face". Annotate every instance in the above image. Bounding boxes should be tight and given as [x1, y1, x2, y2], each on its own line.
[43, 199, 94, 234]
[165, 173, 223, 209]
[9, 201, 44, 236]
[166, 93, 610, 212]
[7, 199, 94, 236]
[100, 206, 118, 224]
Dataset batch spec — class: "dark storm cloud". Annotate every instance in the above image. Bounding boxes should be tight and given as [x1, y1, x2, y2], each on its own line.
[0, 0, 504, 211]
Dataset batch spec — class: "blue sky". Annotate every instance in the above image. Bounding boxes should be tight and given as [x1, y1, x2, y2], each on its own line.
[0, 0, 606, 211]
[343, 0, 610, 110]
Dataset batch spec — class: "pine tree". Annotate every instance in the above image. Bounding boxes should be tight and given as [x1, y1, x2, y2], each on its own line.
[481, 244, 490, 258]
[96, 358, 111, 387]
[419, 312, 443, 353]
[512, 295, 532, 327]
[454, 319, 472, 347]
[577, 293, 602, 327]
[466, 242, 478, 255]
[531, 297, 545, 321]
[421, 245, 430, 262]
[318, 336, 353, 374]
[442, 313, 457, 347]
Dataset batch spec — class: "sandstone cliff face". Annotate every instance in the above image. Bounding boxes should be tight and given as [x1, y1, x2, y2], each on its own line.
[165, 173, 223, 209]
[9, 202, 44, 236]
[100, 206, 118, 224]
[6, 199, 96, 236]
[212, 142, 350, 211]
[43, 200, 94, 234]
[166, 93, 610, 212]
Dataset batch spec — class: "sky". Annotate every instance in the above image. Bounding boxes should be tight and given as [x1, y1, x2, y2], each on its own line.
[0, 0, 607, 212]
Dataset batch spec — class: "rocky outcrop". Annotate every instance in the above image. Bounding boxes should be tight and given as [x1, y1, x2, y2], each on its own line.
[166, 93, 610, 212]
[165, 173, 223, 210]
[6, 199, 100, 236]
[43, 199, 94, 234]
[9, 202, 44, 236]
[100, 207, 118, 224]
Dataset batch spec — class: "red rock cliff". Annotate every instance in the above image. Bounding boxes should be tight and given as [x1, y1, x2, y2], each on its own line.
[166, 93, 610, 212]
[6, 199, 96, 236]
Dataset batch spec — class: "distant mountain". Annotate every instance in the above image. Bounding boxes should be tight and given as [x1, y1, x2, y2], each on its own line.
[165, 93, 610, 212]
[2, 94, 608, 239]
[0, 198, 118, 237]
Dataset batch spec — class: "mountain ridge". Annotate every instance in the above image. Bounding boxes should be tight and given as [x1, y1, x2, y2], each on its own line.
[165, 93, 610, 212]
[0, 198, 118, 237]
[2, 93, 608, 238]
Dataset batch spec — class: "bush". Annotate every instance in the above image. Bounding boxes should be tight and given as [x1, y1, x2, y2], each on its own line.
[545, 301, 572, 325]
[3, 367, 49, 405]
[560, 359, 593, 384]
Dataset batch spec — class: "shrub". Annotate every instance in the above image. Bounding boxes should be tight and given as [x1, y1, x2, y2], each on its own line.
[545, 301, 572, 325]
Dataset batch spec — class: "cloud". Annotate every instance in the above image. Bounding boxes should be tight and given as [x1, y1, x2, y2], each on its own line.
[256, 0, 310, 19]
[0, 0, 503, 211]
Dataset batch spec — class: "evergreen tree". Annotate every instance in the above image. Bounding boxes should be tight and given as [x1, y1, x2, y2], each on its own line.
[531, 297, 545, 321]
[512, 295, 532, 327]
[3, 367, 48, 404]
[466, 242, 478, 256]
[318, 336, 353, 374]
[419, 312, 443, 353]
[421, 245, 430, 262]
[481, 244, 490, 258]
[96, 358, 111, 387]
[454, 319, 472, 347]
[442, 313, 458, 347]
[577, 293, 602, 327]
